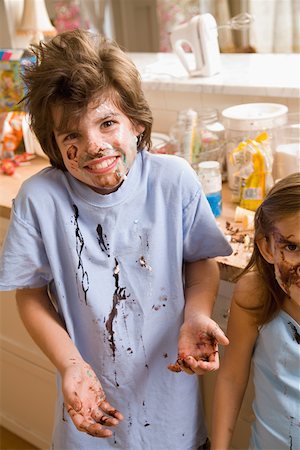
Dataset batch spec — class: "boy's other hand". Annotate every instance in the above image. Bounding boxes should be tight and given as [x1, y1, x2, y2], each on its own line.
[62, 360, 123, 437]
[168, 315, 229, 375]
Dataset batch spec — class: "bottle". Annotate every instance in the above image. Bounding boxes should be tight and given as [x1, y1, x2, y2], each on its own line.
[197, 160, 222, 217]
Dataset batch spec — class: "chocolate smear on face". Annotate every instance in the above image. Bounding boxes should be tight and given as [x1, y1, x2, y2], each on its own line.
[277, 252, 300, 295]
[272, 230, 300, 295]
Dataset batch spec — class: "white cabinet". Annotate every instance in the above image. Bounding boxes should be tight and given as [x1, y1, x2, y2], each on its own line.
[202, 280, 254, 450]
[0, 216, 56, 449]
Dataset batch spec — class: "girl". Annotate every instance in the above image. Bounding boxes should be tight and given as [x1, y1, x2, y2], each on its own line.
[211, 172, 300, 450]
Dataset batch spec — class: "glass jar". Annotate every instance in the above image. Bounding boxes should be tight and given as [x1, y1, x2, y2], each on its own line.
[222, 103, 288, 190]
[169, 109, 225, 177]
[194, 109, 225, 171]
[197, 160, 222, 218]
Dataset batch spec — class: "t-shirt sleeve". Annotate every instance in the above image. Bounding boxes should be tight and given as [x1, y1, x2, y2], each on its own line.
[0, 201, 52, 291]
[182, 169, 232, 261]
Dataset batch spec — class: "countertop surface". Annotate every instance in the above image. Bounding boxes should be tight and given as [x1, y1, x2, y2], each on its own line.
[0, 157, 252, 281]
[129, 52, 300, 98]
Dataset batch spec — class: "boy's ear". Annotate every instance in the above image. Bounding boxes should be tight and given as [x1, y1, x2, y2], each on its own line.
[256, 237, 275, 264]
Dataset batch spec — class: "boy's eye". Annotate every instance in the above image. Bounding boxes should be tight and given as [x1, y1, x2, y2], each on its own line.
[102, 120, 115, 129]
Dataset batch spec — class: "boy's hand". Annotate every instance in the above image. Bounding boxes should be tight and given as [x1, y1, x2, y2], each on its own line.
[168, 315, 229, 375]
[62, 361, 123, 437]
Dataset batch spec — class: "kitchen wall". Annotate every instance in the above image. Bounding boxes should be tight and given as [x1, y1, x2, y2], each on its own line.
[143, 89, 299, 136]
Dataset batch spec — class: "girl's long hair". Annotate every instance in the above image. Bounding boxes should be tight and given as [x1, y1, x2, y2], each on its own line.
[237, 172, 300, 325]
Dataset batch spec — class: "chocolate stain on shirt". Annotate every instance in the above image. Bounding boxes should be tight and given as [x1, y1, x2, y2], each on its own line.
[73, 204, 89, 304]
[288, 322, 300, 344]
[106, 258, 127, 358]
[96, 224, 110, 257]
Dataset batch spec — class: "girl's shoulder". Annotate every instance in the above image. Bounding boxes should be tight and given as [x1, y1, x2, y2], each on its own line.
[233, 271, 267, 312]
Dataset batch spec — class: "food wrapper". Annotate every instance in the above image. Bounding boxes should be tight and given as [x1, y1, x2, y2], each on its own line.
[229, 132, 274, 211]
[0, 111, 25, 158]
[0, 49, 35, 112]
[0, 111, 35, 175]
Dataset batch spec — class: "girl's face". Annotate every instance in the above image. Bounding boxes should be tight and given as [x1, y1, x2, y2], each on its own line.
[268, 213, 300, 305]
[52, 99, 144, 194]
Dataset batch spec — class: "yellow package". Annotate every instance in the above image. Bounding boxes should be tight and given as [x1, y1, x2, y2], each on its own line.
[229, 132, 273, 211]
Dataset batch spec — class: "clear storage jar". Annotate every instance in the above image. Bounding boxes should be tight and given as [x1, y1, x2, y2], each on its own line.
[169, 108, 225, 176]
[221, 103, 288, 189]
[195, 109, 226, 174]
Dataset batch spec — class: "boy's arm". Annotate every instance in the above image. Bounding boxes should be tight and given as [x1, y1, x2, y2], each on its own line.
[169, 259, 229, 375]
[16, 287, 123, 438]
[210, 274, 259, 450]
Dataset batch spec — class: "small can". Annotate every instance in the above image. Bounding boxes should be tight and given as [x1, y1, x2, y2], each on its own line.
[197, 160, 222, 217]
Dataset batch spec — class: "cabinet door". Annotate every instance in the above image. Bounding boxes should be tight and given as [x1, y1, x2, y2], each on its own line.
[111, 0, 159, 51]
[0, 216, 56, 449]
[201, 280, 254, 450]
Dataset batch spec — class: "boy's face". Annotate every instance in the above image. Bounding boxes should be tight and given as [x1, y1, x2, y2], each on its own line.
[53, 99, 144, 194]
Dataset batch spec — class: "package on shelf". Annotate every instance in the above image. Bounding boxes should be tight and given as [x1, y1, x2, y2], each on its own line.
[0, 49, 35, 112]
[0, 111, 36, 176]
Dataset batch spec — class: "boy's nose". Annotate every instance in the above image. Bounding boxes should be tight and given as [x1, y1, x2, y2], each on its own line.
[86, 137, 107, 155]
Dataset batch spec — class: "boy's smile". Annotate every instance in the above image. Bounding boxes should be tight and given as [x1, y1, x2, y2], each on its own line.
[53, 99, 144, 194]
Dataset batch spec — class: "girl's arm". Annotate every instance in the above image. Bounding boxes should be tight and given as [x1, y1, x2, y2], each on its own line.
[16, 287, 123, 438]
[170, 259, 229, 375]
[210, 272, 260, 450]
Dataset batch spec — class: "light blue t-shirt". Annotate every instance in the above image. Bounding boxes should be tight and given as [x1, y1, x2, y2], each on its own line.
[0, 151, 232, 450]
[250, 310, 300, 450]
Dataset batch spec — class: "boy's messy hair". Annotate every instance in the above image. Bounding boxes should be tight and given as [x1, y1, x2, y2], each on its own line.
[239, 172, 300, 325]
[22, 29, 153, 170]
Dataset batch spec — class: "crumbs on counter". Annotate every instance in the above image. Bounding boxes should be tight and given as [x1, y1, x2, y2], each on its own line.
[225, 220, 253, 255]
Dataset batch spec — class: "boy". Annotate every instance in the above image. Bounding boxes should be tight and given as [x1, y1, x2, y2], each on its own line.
[0, 29, 232, 449]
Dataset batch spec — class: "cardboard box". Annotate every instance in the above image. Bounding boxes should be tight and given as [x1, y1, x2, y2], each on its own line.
[0, 49, 35, 112]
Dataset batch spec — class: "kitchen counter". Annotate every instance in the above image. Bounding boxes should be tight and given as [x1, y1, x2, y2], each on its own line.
[126, 52, 299, 137]
[130, 52, 300, 98]
[0, 156, 252, 281]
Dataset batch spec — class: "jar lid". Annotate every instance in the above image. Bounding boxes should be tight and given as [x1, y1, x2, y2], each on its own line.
[221, 103, 288, 130]
[198, 161, 220, 169]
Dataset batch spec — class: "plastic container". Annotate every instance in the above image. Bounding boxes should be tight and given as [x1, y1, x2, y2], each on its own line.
[197, 160, 222, 217]
[222, 103, 288, 189]
[273, 112, 300, 181]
